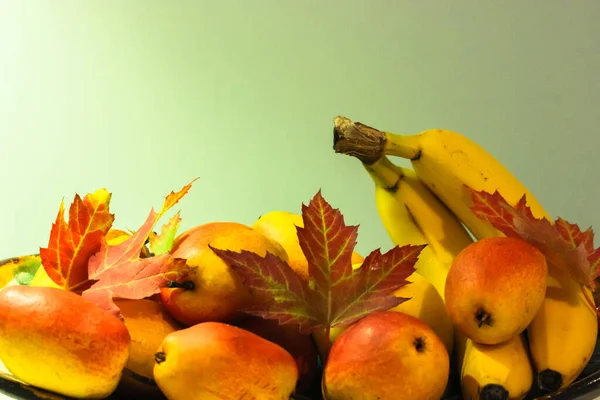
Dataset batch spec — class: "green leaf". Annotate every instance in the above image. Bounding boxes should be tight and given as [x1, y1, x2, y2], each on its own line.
[0, 255, 43, 286]
[149, 211, 182, 255]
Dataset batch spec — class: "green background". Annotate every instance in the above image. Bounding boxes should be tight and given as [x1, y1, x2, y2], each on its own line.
[0, 1, 598, 260]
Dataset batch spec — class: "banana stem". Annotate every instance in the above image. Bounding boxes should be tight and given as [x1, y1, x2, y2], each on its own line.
[363, 157, 405, 191]
[332, 116, 421, 162]
[333, 116, 386, 164]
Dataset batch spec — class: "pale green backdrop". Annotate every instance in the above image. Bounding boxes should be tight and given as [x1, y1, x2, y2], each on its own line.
[0, 1, 598, 260]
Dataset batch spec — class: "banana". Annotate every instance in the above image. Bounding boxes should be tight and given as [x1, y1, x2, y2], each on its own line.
[360, 156, 460, 356]
[363, 156, 474, 299]
[528, 267, 598, 392]
[360, 155, 537, 398]
[332, 115, 598, 394]
[457, 331, 534, 400]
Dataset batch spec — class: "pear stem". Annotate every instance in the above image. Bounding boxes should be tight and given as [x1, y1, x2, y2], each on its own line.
[166, 280, 195, 290]
[154, 351, 166, 364]
[475, 308, 492, 328]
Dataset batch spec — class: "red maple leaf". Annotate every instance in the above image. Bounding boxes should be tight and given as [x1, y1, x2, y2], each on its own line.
[39, 189, 114, 291]
[81, 178, 198, 316]
[82, 254, 187, 315]
[467, 185, 600, 290]
[211, 190, 424, 335]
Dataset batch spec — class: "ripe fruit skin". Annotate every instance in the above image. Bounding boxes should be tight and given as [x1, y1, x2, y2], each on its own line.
[322, 310, 449, 400]
[159, 221, 289, 326]
[237, 317, 319, 394]
[388, 272, 454, 356]
[252, 211, 364, 282]
[116, 298, 182, 380]
[456, 331, 534, 400]
[111, 298, 182, 399]
[527, 266, 598, 392]
[153, 321, 298, 400]
[0, 285, 131, 399]
[444, 236, 548, 345]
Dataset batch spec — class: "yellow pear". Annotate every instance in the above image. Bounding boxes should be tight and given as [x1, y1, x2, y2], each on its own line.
[0, 286, 131, 399]
[153, 321, 298, 400]
[252, 211, 364, 282]
[159, 222, 289, 326]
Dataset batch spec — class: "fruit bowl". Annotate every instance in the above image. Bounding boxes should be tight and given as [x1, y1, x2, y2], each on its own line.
[2, 119, 600, 400]
[1, 321, 600, 400]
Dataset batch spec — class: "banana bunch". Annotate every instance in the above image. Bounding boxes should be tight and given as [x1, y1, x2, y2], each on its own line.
[358, 154, 535, 399]
[361, 155, 472, 299]
[333, 116, 598, 397]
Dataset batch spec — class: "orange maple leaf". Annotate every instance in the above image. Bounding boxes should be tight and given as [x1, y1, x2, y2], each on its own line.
[39, 189, 114, 291]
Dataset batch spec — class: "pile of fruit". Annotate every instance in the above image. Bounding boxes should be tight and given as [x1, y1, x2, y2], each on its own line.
[0, 116, 599, 400]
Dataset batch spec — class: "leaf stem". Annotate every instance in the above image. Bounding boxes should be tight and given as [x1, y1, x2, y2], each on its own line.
[325, 325, 332, 351]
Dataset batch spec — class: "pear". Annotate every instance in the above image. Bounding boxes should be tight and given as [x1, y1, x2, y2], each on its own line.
[444, 236, 548, 345]
[153, 321, 298, 400]
[237, 317, 319, 394]
[159, 221, 289, 326]
[112, 298, 182, 399]
[322, 310, 449, 400]
[0, 285, 131, 399]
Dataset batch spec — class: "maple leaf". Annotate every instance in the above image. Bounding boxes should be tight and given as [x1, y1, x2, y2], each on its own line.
[39, 189, 114, 291]
[466, 186, 600, 290]
[82, 178, 197, 316]
[211, 190, 424, 335]
[148, 211, 182, 255]
[81, 254, 187, 315]
[87, 178, 197, 280]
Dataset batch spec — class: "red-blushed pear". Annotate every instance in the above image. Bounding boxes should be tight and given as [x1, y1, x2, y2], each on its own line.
[159, 221, 290, 326]
[153, 321, 299, 400]
[322, 310, 450, 400]
[237, 317, 320, 394]
[0, 285, 131, 399]
[444, 236, 548, 345]
[465, 187, 600, 393]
